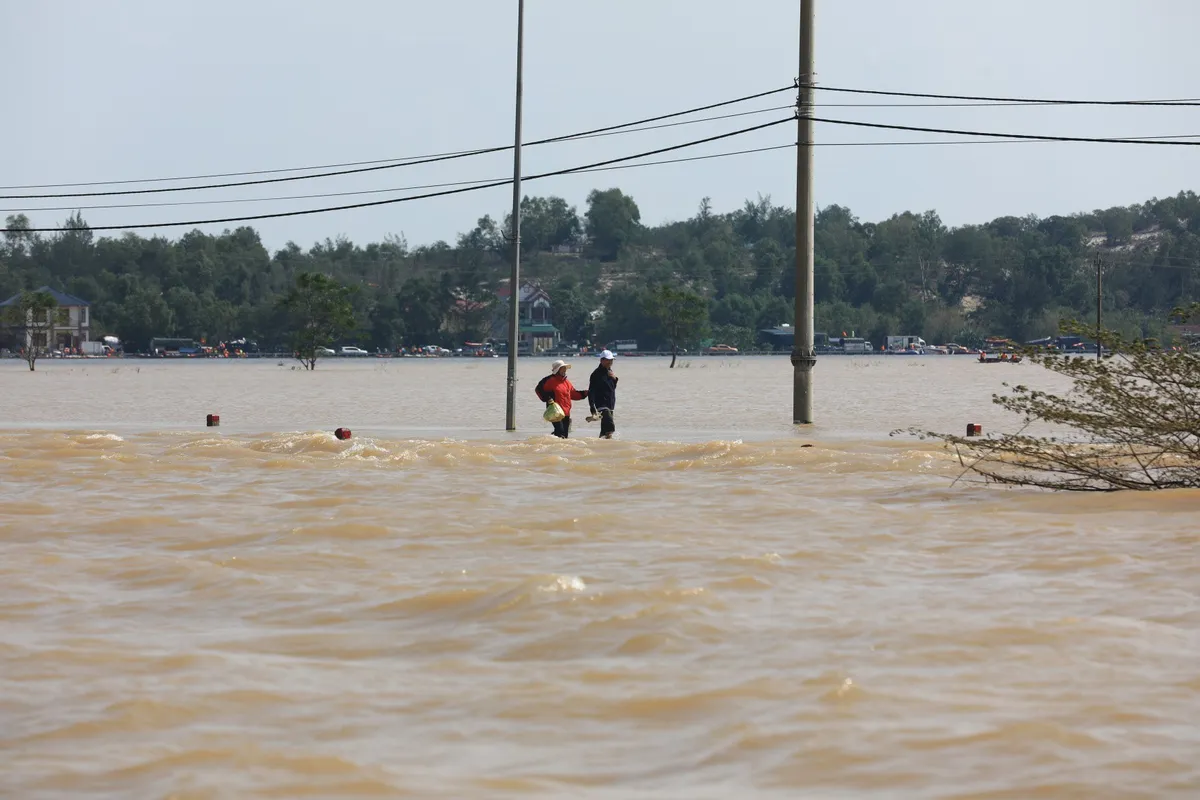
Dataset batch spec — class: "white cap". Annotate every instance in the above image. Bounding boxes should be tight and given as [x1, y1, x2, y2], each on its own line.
[599, 350, 615, 360]
[550, 360, 571, 373]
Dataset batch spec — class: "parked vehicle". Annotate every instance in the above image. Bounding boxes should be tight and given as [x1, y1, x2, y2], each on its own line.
[455, 341, 495, 357]
[885, 335, 928, 353]
[839, 337, 871, 354]
[148, 337, 199, 356]
[706, 344, 739, 355]
[545, 342, 579, 357]
[340, 346, 369, 356]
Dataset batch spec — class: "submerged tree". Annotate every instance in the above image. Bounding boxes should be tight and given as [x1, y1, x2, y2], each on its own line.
[279, 272, 356, 370]
[2, 289, 58, 371]
[644, 284, 708, 368]
[912, 310, 1200, 491]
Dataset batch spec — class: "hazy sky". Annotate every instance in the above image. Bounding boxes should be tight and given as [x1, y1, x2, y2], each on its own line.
[3, 0, 1199, 250]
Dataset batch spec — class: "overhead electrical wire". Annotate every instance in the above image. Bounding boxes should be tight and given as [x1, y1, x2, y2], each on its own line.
[0, 103, 792, 195]
[8, 80, 1200, 230]
[8, 131, 1200, 216]
[0, 86, 795, 197]
[803, 116, 1200, 146]
[4, 144, 801, 214]
[808, 84, 1200, 107]
[4, 117, 794, 232]
[817, 101, 1200, 108]
[8, 81, 1199, 197]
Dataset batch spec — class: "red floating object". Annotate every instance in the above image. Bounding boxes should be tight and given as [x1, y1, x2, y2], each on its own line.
[206, 414, 220, 427]
[334, 427, 352, 440]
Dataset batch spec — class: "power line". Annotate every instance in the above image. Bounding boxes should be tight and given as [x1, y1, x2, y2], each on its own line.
[11, 132, 1200, 216]
[10, 82, 1187, 195]
[810, 134, 1200, 145]
[815, 101, 1200, 109]
[810, 84, 1200, 107]
[0, 106, 794, 213]
[0, 103, 792, 195]
[4, 144, 798, 214]
[805, 116, 1200, 146]
[0, 86, 794, 198]
[3, 117, 794, 233]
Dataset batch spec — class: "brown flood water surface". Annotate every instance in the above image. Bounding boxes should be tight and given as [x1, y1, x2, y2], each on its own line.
[1, 357, 1197, 798]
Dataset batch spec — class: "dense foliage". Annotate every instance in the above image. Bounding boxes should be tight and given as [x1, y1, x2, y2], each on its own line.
[3, 188, 1200, 353]
[279, 272, 357, 370]
[643, 285, 708, 367]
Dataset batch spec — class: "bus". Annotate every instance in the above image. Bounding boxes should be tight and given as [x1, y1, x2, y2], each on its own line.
[148, 338, 200, 356]
[840, 337, 871, 354]
[610, 339, 638, 353]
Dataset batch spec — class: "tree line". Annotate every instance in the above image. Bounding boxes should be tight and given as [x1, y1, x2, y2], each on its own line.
[3, 187, 1200, 354]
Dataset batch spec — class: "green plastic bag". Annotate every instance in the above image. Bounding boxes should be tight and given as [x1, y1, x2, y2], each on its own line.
[543, 401, 565, 423]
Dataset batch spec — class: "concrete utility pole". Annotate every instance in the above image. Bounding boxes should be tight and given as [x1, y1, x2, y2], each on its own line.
[1095, 255, 1103, 361]
[792, 0, 817, 424]
[505, 0, 526, 431]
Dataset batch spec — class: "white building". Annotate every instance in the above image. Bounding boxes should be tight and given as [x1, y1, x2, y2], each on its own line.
[0, 287, 92, 352]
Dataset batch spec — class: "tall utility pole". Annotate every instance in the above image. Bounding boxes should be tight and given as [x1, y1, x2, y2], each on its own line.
[1095, 255, 1103, 361]
[791, 0, 817, 424]
[505, 0, 526, 431]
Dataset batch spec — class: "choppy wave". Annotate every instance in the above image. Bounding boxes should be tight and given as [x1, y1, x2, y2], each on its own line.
[0, 429, 965, 479]
[3, 427, 1199, 795]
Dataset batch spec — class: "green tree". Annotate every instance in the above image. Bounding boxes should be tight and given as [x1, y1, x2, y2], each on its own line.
[2, 289, 58, 370]
[447, 292, 495, 344]
[456, 215, 505, 263]
[2, 214, 36, 261]
[585, 188, 641, 261]
[396, 277, 448, 346]
[644, 284, 708, 368]
[752, 239, 786, 293]
[597, 284, 655, 347]
[368, 293, 404, 352]
[505, 196, 581, 254]
[549, 285, 591, 344]
[279, 272, 356, 370]
[111, 279, 176, 352]
[5, 188, 1200, 362]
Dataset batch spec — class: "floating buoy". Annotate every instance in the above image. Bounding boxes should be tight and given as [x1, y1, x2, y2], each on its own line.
[334, 427, 352, 440]
[966, 423, 982, 437]
[206, 414, 220, 427]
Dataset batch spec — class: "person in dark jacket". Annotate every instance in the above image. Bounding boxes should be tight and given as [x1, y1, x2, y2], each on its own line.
[587, 350, 619, 439]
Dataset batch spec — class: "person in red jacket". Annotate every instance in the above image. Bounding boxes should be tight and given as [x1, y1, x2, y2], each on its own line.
[535, 360, 588, 439]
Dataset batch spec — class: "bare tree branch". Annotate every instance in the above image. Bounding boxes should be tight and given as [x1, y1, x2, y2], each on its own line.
[900, 319, 1200, 491]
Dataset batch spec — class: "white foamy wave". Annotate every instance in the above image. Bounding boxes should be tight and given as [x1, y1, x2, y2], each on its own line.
[84, 433, 125, 442]
[541, 575, 586, 593]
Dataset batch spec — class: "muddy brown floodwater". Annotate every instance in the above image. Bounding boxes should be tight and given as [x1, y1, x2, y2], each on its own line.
[1, 356, 1197, 798]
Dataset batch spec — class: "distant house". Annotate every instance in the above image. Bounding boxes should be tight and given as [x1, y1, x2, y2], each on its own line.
[0, 287, 92, 352]
[493, 282, 560, 353]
